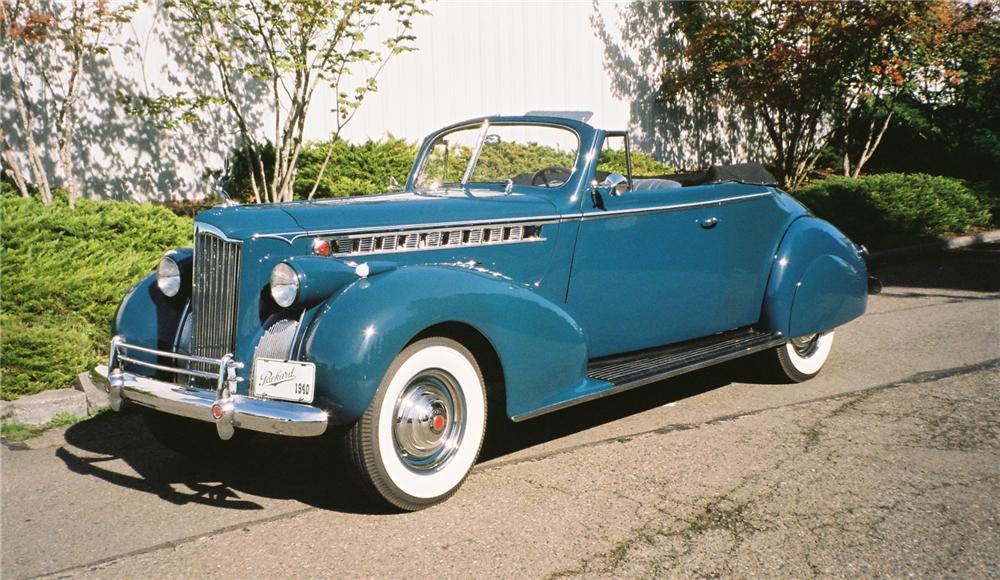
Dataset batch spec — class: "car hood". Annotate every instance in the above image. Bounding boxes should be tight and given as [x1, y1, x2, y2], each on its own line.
[195, 189, 561, 241]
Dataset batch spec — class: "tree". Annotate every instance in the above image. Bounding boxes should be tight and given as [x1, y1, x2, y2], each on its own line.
[657, 1, 971, 189]
[1, 0, 136, 207]
[166, 0, 426, 204]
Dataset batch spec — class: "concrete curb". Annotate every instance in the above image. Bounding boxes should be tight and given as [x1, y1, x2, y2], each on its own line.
[0, 372, 108, 428]
[0, 388, 88, 426]
[869, 229, 1000, 264]
[76, 370, 111, 415]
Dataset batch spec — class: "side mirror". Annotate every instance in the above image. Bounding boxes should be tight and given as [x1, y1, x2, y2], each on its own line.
[595, 172, 629, 197]
[388, 176, 401, 191]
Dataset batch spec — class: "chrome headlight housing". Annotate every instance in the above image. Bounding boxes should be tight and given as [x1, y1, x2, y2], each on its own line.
[156, 255, 182, 297]
[270, 262, 299, 308]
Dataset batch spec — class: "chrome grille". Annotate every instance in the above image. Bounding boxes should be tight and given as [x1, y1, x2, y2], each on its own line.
[191, 230, 242, 370]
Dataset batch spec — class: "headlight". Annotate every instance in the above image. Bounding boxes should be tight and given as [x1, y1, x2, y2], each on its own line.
[156, 256, 181, 297]
[270, 262, 299, 308]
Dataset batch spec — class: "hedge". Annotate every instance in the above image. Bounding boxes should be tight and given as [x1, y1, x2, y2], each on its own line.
[230, 137, 672, 200]
[1, 194, 192, 400]
[794, 173, 993, 250]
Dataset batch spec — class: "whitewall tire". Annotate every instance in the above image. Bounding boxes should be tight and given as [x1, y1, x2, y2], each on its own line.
[344, 337, 487, 511]
[774, 331, 835, 382]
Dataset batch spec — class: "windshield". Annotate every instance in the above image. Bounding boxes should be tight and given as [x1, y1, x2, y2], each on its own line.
[414, 122, 580, 190]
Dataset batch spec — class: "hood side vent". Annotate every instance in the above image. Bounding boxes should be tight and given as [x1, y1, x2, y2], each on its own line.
[320, 221, 547, 258]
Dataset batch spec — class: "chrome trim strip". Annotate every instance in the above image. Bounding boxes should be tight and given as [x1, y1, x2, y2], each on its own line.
[253, 214, 565, 244]
[193, 222, 242, 243]
[580, 191, 773, 221]
[252, 191, 773, 244]
[510, 333, 786, 423]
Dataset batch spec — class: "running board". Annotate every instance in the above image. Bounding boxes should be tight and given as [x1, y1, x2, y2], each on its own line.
[511, 329, 784, 422]
[587, 328, 785, 390]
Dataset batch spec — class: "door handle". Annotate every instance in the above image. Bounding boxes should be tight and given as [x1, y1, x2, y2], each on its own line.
[700, 217, 719, 229]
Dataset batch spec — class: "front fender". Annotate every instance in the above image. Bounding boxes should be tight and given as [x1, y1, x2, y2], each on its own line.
[761, 216, 868, 338]
[112, 273, 188, 366]
[301, 265, 588, 424]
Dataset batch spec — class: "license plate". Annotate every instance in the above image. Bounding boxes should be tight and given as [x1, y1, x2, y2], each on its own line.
[252, 358, 316, 403]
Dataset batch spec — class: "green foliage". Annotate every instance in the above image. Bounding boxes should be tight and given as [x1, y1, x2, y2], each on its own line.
[117, 91, 223, 130]
[1, 196, 192, 399]
[794, 174, 993, 250]
[165, 0, 428, 203]
[295, 137, 418, 198]
[227, 137, 417, 200]
[656, 1, 986, 189]
[473, 142, 576, 182]
[597, 149, 673, 176]
[1, 411, 83, 441]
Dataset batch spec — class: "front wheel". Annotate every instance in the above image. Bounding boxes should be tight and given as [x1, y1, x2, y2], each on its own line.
[343, 337, 487, 511]
[771, 331, 835, 383]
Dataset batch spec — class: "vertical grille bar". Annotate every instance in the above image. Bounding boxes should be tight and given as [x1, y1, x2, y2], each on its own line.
[191, 230, 242, 377]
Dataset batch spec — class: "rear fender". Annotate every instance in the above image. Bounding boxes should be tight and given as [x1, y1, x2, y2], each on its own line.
[301, 264, 588, 424]
[761, 217, 868, 338]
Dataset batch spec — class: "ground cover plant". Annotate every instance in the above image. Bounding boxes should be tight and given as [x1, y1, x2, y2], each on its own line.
[1, 192, 192, 400]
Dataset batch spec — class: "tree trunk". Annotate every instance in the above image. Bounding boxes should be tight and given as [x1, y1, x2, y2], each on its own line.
[0, 124, 30, 197]
[8, 63, 53, 204]
[849, 111, 893, 178]
[57, 36, 84, 209]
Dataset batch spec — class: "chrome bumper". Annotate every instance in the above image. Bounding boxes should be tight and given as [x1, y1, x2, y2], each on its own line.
[100, 337, 328, 439]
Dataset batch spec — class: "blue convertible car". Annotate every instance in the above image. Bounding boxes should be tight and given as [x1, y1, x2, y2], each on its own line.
[101, 113, 871, 510]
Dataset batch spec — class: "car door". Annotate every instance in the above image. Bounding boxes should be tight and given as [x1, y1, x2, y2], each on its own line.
[565, 140, 785, 358]
[565, 185, 728, 357]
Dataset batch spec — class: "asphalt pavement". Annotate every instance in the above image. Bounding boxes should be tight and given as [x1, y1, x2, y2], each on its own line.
[2, 243, 998, 579]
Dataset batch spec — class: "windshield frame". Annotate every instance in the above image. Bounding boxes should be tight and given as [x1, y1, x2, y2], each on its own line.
[410, 120, 583, 192]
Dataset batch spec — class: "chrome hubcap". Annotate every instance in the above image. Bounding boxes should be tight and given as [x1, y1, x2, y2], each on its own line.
[790, 334, 820, 357]
[392, 369, 465, 472]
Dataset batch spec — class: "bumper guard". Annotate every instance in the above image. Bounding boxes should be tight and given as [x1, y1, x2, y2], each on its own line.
[100, 336, 327, 439]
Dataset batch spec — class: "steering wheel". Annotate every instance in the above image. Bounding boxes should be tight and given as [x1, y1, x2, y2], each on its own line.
[530, 166, 572, 188]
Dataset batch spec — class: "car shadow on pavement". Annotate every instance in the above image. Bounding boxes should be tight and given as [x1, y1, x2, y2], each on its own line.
[481, 359, 760, 461]
[59, 410, 376, 513]
[57, 361, 759, 514]
[871, 243, 1000, 294]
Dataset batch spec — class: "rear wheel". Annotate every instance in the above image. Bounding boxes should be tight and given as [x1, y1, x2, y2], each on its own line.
[343, 337, 487, 511]
[771, 331, 835, 382]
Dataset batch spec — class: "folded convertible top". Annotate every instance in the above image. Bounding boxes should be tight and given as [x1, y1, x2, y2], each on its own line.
[656, 162, 779, 187]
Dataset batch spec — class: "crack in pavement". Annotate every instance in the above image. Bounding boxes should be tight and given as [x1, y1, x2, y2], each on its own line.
[33, 507, 315, 580]
[483, 357, 1000, 472]
[543, 362, 999, 578]
[31, 357, 1000, 579]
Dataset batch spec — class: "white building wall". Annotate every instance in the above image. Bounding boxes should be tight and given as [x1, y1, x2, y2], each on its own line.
[2, 1, 764, 201]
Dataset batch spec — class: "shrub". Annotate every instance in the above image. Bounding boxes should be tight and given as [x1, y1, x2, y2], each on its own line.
[597, 149, 673, 176]
[227, 137, 417, 201]
[794, 173, 993, 250]
[295, 137, 417, 198]
[0, 196, 192, 399]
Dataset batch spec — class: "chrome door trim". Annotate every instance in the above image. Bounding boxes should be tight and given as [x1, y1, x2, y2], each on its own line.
[251, 191, 773, 244]
[579, 191, 773, 222]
